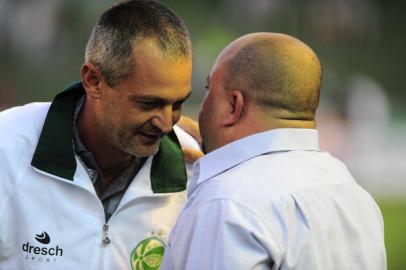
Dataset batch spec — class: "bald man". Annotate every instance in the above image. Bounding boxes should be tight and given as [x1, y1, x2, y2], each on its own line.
[161, 33, 386, 270]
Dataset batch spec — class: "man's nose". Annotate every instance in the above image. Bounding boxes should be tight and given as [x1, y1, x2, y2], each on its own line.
[152, 106, 174, 134]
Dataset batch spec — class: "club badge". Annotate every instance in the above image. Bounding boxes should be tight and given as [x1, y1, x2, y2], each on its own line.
[130, 237, 166, 270]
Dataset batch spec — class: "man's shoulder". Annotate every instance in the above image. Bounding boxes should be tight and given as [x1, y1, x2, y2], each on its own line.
[223, 150, 352, 190]
[0, 102, 50, 126]
[0, 102, 51, 150]
[193, 150, 356, 210]
[0, 103, 51, 196]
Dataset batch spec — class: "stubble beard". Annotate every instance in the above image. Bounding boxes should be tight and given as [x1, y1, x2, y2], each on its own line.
[99, 119, 161, 159]
[116, 123, 161, 157]
[120, 134, 161, 157]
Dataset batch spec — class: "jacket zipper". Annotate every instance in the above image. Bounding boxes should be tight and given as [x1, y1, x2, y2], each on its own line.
[102, 223, 110, 245]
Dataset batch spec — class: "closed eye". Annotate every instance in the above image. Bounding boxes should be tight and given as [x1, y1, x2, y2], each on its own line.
[205, 75, 210, 91]
[173, 100, 185, 111]
[138, 100, 163, 110]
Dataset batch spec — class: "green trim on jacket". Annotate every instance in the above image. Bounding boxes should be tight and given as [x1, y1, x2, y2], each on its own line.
[31, 82, 187, 193]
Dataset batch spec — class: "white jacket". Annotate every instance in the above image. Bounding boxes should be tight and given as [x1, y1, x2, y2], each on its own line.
[0, 83, 199, 270]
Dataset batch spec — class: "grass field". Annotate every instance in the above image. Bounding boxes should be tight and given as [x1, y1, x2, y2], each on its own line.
[377, 199, 406, 270]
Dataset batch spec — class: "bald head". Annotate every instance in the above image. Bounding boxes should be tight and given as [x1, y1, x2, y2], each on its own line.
[199, 33, 323, 153]
[219, 33, 322, 121]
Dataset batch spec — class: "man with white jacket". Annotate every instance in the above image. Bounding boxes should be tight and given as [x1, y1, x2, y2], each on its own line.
[0, 1, 199, 269]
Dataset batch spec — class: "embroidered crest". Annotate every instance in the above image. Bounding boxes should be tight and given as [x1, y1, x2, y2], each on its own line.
[130, 237, 166, 270]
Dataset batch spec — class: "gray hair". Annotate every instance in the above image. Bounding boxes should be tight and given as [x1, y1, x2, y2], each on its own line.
[85, 0, 191, 86]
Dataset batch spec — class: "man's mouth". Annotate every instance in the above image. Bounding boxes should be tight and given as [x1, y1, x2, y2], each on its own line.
[138, 132, 161, 143]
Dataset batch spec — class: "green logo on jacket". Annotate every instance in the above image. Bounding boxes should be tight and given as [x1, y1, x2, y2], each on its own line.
[130, 237, 166, 270]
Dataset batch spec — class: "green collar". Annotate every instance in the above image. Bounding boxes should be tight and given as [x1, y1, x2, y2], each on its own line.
[31, 82, 187, 193]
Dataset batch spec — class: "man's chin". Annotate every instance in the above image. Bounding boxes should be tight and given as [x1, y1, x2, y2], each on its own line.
[124, 142, 160, 158]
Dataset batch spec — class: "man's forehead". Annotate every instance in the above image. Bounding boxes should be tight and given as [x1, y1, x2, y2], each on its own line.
[133, 38, 191, 63]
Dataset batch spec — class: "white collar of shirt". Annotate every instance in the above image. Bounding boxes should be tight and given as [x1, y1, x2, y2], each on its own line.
[189, 128, 320, 196]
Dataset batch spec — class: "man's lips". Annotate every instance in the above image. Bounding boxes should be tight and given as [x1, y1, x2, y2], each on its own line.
[138, 132, 162, 141]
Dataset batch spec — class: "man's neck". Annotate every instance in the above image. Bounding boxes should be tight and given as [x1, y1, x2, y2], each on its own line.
[217, 115, 316, 153]
[98, 155, 136, 184]
[77, 100, 135, 184]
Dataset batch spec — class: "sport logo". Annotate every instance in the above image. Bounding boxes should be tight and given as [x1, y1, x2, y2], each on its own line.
[35, 231, 51, 244]
[130, 237, 165, 270]
[22, 231, 64, 263]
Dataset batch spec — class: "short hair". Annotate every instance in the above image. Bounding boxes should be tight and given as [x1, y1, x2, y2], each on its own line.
[85, 0, 191, 86]
[223, 34, 322, 119]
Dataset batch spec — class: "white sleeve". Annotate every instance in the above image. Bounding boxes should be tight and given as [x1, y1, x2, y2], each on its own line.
[161, 199, 279, 270]
[173, 125, 201, 152]
[173, 125, 202, 182]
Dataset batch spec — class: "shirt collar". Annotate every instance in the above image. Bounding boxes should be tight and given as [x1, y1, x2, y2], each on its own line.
[31, 81, 187, 193]
[189, 128, 320, 195]
[72, 96, 89, 156]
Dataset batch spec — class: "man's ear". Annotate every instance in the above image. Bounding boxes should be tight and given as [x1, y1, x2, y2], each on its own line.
[81, 63, 103, 98]
[223, 90, 244, 126]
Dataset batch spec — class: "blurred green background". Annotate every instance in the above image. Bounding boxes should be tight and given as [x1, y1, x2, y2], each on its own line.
[0, 0, 405, 268]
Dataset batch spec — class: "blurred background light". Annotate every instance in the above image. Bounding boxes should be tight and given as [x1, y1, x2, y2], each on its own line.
[0, 0, 405, 268]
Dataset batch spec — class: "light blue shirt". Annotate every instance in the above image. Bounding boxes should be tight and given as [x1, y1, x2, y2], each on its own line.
[161, 128, 386, 270]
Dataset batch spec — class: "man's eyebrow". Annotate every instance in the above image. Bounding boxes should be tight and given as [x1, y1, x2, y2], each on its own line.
[173, 91, 192, 103]
[179, 91, 192, 102]
[129, 91, 192, 103]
